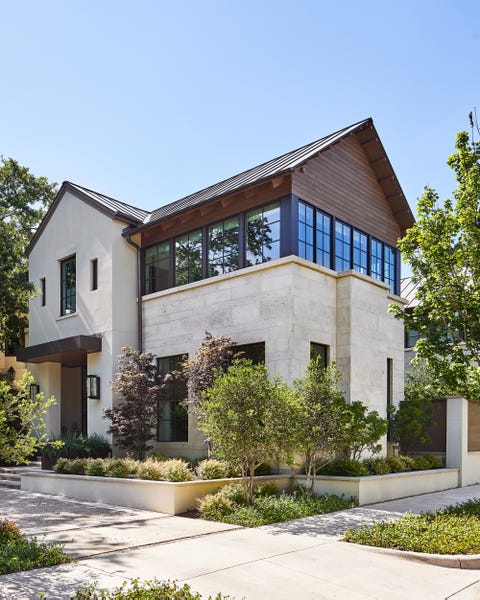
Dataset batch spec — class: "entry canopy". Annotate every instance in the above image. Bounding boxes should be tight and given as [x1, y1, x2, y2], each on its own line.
[17, 335, 102, 367]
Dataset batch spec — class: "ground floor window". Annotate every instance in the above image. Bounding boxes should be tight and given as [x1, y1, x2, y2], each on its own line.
[157, 355, 188, 442]
[235, 342, 265, 364]
[310, 342, 328, 367]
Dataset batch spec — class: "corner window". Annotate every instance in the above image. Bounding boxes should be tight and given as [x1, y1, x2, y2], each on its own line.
[310, 342, 328, 368]
[91, 259, 98, 291]
[157, 355, 188, 442]
[208, 217, 240, 277]
[175, 229, 203, 286]
[61, 256, 76, 316]
[335, 221, 351, 272]
[384, 245, 396, 294]
[145, 242, 170, 294]
[246, 203, 280, 266]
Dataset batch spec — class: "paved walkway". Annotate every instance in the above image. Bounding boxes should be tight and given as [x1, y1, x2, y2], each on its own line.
[1, 485, 480, 599]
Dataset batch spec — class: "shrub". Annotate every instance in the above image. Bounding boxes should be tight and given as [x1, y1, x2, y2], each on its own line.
[218, 483, 248, 506]
[254, 463, 271, 476]
[0, 519, 21, 543]
[196, 459, 229, 480]
[411, 455, 432, 471]
[104, 458, 133, 479]
[83, 434, 111, 459]
[398, 455, 415, 471]
[137, 459, 164, 481]
[160, 459, 193, 482]
[423, 454, 442, 469]
[198, 494, 235, 520]
[53, 457, 72, 474]
[71, 578, 230, 599]
[318, 458, 369, 477]
[364, 457, 390, 475]
[84, 458, 107, 477]
[254, 482, 280, 497]
[147, 453, 169, 462]
[386, 456, 407, 473]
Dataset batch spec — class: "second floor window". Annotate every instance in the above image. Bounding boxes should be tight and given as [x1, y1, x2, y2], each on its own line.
[208, 217, 240, 277]
[335, 221, 351, 272]
[145, 242, 170, 294]
[246, 202, 280, 266]
[175, 230, 203, 286]
[61, 255, 76, 315]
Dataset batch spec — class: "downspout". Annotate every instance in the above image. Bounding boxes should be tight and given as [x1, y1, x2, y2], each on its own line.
[124, 232, 143, 352]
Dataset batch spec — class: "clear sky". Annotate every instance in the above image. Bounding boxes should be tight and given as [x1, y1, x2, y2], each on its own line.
[1, 0, 479, 219]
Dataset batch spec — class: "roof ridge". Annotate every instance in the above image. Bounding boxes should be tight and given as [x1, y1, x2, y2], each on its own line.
[66, 181, 150, 216]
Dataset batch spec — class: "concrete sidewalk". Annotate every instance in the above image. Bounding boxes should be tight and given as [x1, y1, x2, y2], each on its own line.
[1, 485, 480, 599]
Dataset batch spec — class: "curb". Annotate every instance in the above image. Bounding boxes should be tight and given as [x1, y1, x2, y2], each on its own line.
[346, 542, 480, 569]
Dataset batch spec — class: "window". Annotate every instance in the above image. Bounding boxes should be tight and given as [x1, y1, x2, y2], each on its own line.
[246, 203, 280, 265]
[335, 221, 351, 272]
[208, 217, 240, 277]
[61, 256, 76, 315]
[370, 238, 383, 281]
[175, 229, 203, 286]
[310, 342, 328, 368]
[40, 278, 46, 306]
[405, 328, 422, 348]
[387, 358, 393, 441]
[91, 259, 98, 291]
[157, 355, 188, 442]
[145, 242, 170, 294]
[235, 342, 265, 364]
[316, 211, 331, 268]
[384, 245, 396, 294]
[298, 202, 314, 262]
[353, 230, 368, 274]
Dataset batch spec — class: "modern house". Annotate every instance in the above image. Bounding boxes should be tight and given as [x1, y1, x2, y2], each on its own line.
[19, 118, 414, 458]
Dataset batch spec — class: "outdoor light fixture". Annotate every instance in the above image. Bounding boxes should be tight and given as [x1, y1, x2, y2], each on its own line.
[29, 383, 40, 401]
[86, 375, 100, 399]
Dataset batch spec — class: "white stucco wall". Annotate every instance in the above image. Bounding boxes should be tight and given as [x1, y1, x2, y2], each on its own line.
[27, 191, 138, 437]
[143, 256, 405, 457]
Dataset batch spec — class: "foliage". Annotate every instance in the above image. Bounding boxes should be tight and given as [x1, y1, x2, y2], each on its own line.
[196, 458, 229, 480]
[0, 372, 56, 465]
[390, 129, 480, 400]
[71, 578, 231, 599]
[386, 456, 407, 473]
[0, 519, 70, 575]
[0, 158, 57, 351]
[294, 360, 387, 489]
[344, 499, 480, 554]
[362, 457, 390, 475]
[104, 346, 163, 460]
[160, 458, 193, 482]
[84, 458, 108, 477]
[181, 332, 238, 414]
[199, 360, 300, 502]
[198, 487, 355, 527]
[317, 455, 441, 477]
[317, 458, 369, 477]
[253, 482, 280, 497]
[136, 458, 164, 480]
[388, 364, 445, 454]
[42, 432, 110, 466]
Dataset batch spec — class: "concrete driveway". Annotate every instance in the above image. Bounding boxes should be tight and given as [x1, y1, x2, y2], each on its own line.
[1, 486, 480, 599]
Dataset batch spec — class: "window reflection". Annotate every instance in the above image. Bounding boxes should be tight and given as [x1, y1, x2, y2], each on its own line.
[246, 203, 280, 266]
[208, 217, 240, 276]
[175, 230, 203, 286]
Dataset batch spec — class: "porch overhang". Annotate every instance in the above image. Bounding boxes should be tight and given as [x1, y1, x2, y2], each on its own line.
[17, 335, 102, 366]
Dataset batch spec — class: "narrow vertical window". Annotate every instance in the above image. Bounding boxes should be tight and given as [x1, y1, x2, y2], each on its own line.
[353, 230, 368, 274]
[246, 202, 281, 266]
[370, 238, 383, 281]
[384, 246, 396, 294]
[298, 202, 314, 262]
[157, 355, 188, 442]
[40, 278, 46, 306]
[91, 259, 98, 291]
[175, 229, 203, 286]
[387, 358, 393, 441]
[310, 342, 328, 368]
[145, 242, 170, 294]
[316, 210, 331, 268]
[61, 256, 76, 316]
[335, 221, 351, 272]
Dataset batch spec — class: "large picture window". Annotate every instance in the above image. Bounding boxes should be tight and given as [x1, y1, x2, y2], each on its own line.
[145, 242, 170, 294]
[61, 255, 76, 316]
[157, 355, 188, 442]
[246, 203, 280, 266]
[175, 230, 203, 286]
[208, 217, 240, 277]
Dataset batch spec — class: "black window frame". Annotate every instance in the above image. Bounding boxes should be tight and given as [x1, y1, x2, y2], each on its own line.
[175, 228, 203, 287]
[207, 215, 241, 277]
[310, 342, 329, 368]
[157, 354, 188, 443]
[60, 255, 76, 316]
[246, 202, 281, 266]
[235, 342, 265, 364]
[91, 258, 98, 291]
[40, 277, 46, 307]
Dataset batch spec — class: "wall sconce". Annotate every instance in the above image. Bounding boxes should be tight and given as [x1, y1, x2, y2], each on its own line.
[86, 375, 100, 399]
[29, 383, 40, 401]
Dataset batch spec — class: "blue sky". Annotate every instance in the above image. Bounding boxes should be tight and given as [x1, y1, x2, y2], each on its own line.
[1, 0, 479, 219]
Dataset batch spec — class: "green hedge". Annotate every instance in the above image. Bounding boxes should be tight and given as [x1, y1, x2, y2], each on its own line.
[317, 454, 442, 477]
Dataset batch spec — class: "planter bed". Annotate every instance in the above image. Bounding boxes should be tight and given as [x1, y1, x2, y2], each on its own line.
[20, 472, 293, 515]
[296, 468, 460, 505]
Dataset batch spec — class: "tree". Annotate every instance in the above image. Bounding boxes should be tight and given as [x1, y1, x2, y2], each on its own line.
[0, 158, 57, 351]
[391, 127, 480, 400]
[104, 346, 162, 460]
[0, 371, 56, 465]
[345, 402, 387, 460]
[198, 361, 300, 502]
[181, 332, 238, 413]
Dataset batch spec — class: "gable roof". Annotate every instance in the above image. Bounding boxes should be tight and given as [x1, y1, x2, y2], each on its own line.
[26, 182, 148, 255]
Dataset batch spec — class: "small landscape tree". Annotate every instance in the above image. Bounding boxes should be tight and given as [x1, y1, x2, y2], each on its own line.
[199, 360, 300, 502]
[0, 371, 55, 465]
[104, 346, 162, 460]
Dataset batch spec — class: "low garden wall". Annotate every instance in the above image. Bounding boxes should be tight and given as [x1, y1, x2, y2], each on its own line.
[21, 472, 293, 515]
[297, 468, 460, 505]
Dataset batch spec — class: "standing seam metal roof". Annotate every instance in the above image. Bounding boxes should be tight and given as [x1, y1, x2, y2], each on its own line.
[67, 183, 149, 223]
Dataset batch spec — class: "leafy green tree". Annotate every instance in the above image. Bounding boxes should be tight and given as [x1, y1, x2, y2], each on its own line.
[104, 346, 162, 460]
[199, 361, 299, 502]
[0, 372, 56, 464]
[391, 128, 480, 400]
[346, 402, 388, 460]
[389, 364, 446, 454]
[0, 158, 57, 351]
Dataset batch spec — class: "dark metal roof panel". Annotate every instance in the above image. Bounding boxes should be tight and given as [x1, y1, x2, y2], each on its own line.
[145, 119, 372, 226]
[67, 183, 149, 223]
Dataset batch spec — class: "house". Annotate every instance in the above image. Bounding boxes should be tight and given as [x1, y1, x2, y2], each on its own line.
[18, 118, 414, 458]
